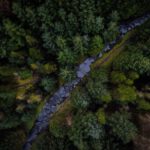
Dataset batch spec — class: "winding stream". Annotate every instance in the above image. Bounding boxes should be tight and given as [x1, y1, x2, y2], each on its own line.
[23, 14, 150, 150]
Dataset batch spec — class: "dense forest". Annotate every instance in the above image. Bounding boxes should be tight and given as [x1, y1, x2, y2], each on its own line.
[0, 0, 150, 150]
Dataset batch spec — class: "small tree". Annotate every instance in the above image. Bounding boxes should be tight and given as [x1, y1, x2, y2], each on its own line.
[71, 88, 90, 110]
[73, 36, 86, 56]
[90, 68, 109, 83]
[29, 47, 43, 61]
[96, 108, 106, 125]
[103, 21, 119, 42]
[108, 112, 137, 144]
[89, 35, 104, 56]
[68, 113, 105, 150]
[113, 49, 150, 75]
[137, 99, 150, 111]
[128, 71, 139, 80]
[40, 77, 56, 93]
[56, 36, 67, 50]
[58, 48, 76, 66]
[113, 84, 137, 103]
[49, 118, 67, 138]
[92, 16, 104, 34]
[101, 92, 112, 103]
[111, 71, 126, 84]
[59, 67, 75, 82]
[86, 79, 107, 102]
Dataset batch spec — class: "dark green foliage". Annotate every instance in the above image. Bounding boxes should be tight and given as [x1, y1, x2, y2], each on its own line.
[3, 19, 26, 49]
[0, 0, 150, 149]
[137, 99, 150, 111]
[49, 118, 67, 138]
[86, 79, 107, 101]
[0, 66, 17, 77]
[101, 92, 112, 103]
[56, 36, 67, 50]
[68, 113, 105, 150]
[89, 36, 104, 55]
[31, 132, 76, 150]
[90, 68, 109, 82]
[113, 84, 137, 103]
[58, 48, 76, 66]
[108, 112, 137, 144]
[71, 89, 91, 110]
[0, 114, 21, 129]
[18, 70, 32, 79]
[113, 47, 150, 75]
[29, 48, 43, 61]
[40, 77, 56, 93]
[0, 130, 26, 150]
[59, 67, 75, 82]
[111, 71, 127, 84]
[128, 71, 139, 80]
[73, 36, 87, 57]
[103, 11, 120, 42]
[86, 68, 111, 103]
[0, 91, 16, 108]
[96, 109, 106, 125]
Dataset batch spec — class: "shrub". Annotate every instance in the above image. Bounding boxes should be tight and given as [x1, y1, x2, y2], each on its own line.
[3, 19, 26, 49]
[101, 92, 112, 103]
[89, 140, 104, 150]
[0, 114, 21, 129]
[59, 67, 75, 82]
[42, 63, 57, 74]
[108, 112, 137, 144]
[27, 94, 42, 104]
[113, 85, 137, 103]
[111, 71, 126, 84]
[103, 22, 119, 42]
[96, 108, 106, 125]
[128, 71, 139, 80]
[56, 36, 67, 50]
[29, 48, 43, 61]
[68, 113, 105, 150]
[73, 35, 86, 57]
[92, 16, 104, 34]
[58, 48, 76, 66]
[113, 48, 150, 75]
[0, 91, 16, 108]
[89, 35, 104, 56]
[125, 79, 134, 85]
[137, 99, 150, 111]
[31, 132, 74, 150]
[71, 89, 90, 110]
[86, 79, 107, 102]
[87, 68, 109, 102]
[9, 51, 25, 64]
[40, 77, 56, 93]
[90, 68, 109, 83]
[49, 119, 67, 138]
[18, 70, 32, 79]
[25, 35, 37, 46]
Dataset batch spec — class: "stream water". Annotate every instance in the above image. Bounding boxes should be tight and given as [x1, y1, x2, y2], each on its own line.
[23, 14, 150, 150]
